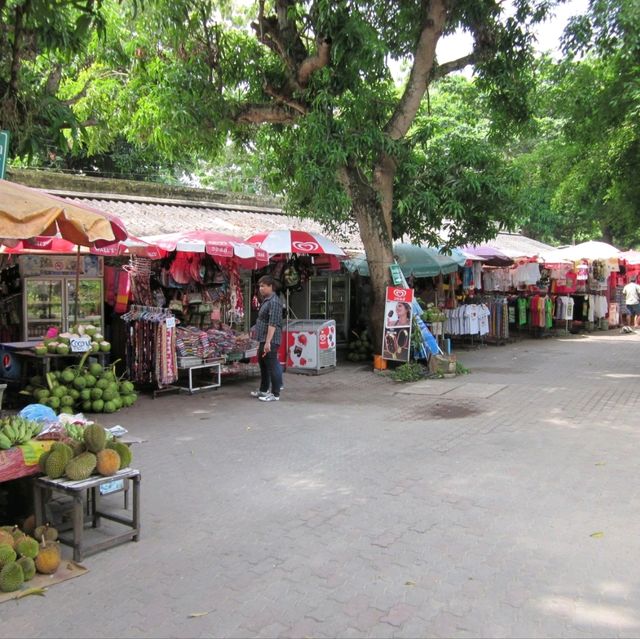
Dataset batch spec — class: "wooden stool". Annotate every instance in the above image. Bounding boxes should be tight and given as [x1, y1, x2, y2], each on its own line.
[33, 468, 141, 562]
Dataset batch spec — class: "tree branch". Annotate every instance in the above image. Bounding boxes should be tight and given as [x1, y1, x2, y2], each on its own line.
[8, 0, 30, 97]
[262, 83, 308, 115]
[384, 0, 449, 140]
[431, 52, 477, 81]
[45, 64, 63, 96]
[251, 16, 298, 75]
[275, 0, 307, 65]
[251, 1, 314, 90]
[234, 103, 299, 124]
[297, 38, 331, 87]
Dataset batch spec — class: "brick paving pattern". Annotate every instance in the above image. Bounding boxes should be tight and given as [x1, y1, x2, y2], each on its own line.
[2, 331, 639, 638]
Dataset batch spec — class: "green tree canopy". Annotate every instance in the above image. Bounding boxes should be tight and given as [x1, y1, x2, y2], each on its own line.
[3, 0, 554, 344]
[0, 0, 108, 156]
[516, 0, 640, 248]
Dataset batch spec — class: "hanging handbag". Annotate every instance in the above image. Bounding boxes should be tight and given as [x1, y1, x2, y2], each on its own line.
[185, 283, 203, 305]
[168, 291, 184, 312]
[114, 271, 131, 314]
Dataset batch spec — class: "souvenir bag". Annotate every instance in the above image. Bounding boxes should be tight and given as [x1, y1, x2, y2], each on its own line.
[168, 291, 184, 312]
[184, 282, 203, 305]
[283, 257, 301, 289]
[104, 266, 117, 307]
[114, 270, 131, 314]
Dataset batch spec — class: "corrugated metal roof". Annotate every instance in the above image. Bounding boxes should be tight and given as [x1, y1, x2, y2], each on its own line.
[484, 232, 555, 256]
[57, 192, 365, 253]
[54, 190, 552, 258]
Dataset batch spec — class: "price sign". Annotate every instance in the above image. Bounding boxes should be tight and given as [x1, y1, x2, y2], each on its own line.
[0, 131, 9, 180]
[389, 264, 404, 286]
[70, 336, 92, 352]
[99, 478, 125, 495]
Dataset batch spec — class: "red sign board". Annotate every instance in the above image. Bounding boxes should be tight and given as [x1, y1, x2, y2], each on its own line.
[381, 287, 414, 362]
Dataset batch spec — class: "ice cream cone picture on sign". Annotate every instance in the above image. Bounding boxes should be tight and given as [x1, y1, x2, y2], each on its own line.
[382, 287, 414, 362]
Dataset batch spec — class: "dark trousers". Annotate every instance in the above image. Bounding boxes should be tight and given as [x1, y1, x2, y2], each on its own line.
[258, 342, 283, 396]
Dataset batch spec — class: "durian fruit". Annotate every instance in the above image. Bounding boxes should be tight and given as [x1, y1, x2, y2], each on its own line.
[83, 424, 107, 453]
[0, 544, 17, 567]
[0, 530, 15, 549]
[96, 449, 120, 476]
[38, 450, 51, 473]
[10, 526, 23, 541]
[64, 452, 97, 481]
[45, 445, 74, 479]
[33, 523, 58, 542]
[16, 556, 36, 581]
[51, 442, 74, 459]
[34, 539, 61, 574]
[68, 440, 85, 456]
[15, 535, 39, 559]
[108, 441, 132, 469]
[21, 514, 36, 536]
[0, 561, 24, 592]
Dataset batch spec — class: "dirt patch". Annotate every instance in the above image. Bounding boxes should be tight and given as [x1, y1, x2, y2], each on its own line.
[392, 401, 484, 420]
[429, 402, 484, 419]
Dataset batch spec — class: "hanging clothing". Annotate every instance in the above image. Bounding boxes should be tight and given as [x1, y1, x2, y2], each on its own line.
[123, 306, 178, 387]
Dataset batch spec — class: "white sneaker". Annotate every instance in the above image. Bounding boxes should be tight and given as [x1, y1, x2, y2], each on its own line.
[250, 390, 270, 398]
[258, 393, 280, 402]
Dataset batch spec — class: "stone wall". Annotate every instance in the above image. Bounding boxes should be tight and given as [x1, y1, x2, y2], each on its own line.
[6, 168, 281, 208]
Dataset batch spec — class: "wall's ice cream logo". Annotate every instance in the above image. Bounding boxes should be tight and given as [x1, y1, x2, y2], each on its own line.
[292, 241, 319, 252]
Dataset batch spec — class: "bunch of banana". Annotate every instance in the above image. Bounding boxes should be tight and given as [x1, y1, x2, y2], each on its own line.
[64, 423, 86, 442]
[0, 416, 43, 449]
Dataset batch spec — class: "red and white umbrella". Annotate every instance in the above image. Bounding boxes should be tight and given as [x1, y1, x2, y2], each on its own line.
[245, 229, 347, 257]
[139, 230, 269, 268]
[0, 235, 163, 258]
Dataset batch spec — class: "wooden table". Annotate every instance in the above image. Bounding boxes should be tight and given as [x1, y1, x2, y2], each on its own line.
[33, 468, 141, 562]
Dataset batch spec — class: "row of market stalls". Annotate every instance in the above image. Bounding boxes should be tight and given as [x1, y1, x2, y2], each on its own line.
[1, 177, 640, 394]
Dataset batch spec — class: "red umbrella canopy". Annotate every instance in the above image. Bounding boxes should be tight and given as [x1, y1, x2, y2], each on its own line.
[245, 229, 347, 257]
[139, 230, 269, 269]
[0, 235, 161, 258]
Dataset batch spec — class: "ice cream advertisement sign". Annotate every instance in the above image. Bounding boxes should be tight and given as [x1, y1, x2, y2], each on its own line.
[382, 287, 414, 362]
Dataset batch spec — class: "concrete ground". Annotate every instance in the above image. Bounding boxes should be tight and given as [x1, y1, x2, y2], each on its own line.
[2, 330, 640, 638]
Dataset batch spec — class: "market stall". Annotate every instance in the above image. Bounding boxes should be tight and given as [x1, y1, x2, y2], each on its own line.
[115, 231, 268, 392]
[245, 229, 347, 372]
[0, 410, 141, 590]
[0, 180, 130, 410]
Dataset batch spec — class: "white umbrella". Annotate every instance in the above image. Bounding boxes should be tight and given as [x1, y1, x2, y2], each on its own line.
[547, 240, 620, 262]
[245, 229, 346, 257]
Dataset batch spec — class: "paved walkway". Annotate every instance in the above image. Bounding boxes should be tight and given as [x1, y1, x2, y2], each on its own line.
[3, 331, 640, 638]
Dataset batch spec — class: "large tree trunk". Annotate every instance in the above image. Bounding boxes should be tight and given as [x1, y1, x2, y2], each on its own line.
[341, 160, 396, 354]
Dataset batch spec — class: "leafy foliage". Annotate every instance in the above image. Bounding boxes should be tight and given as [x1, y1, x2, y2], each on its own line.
[2, 0, 557, 345]
[517, 0, 640, 247]
[0, 0, 107, 157]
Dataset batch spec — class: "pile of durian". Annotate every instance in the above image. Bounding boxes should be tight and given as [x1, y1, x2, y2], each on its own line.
[0, 524, 61, 592]
[40, 423, 132, 482]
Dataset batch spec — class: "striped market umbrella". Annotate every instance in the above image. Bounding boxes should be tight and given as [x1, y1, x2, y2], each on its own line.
[245, 229, 347, 257]
[138, 230, 269, 269]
